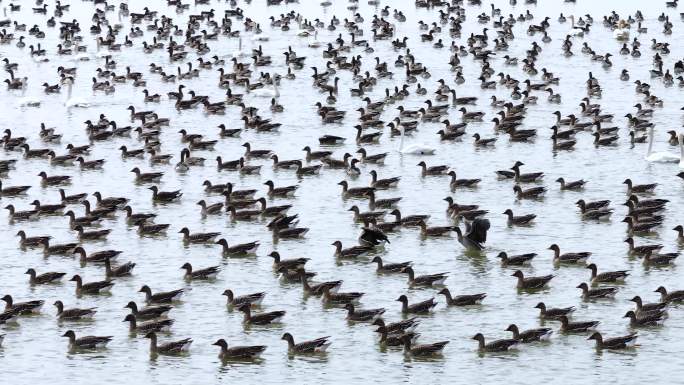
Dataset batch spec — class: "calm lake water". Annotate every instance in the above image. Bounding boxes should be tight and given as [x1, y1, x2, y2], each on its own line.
[2, 0, 684, 383]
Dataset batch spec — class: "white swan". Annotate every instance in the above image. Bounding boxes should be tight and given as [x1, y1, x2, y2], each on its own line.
[646, 127, 679, 163]
[64, 82, 90, 108]
[398, 126, 435, 155]
[308, 31, 321, 48]
[231, 38, 246, 58]
[250, 82, 279, 98]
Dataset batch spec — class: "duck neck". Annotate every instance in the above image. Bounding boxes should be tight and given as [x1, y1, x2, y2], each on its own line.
[647, 127, 654, 156]
[441, 289, 453, 304]
[149, 335, 157, 353]
[398, 126, 405, 152]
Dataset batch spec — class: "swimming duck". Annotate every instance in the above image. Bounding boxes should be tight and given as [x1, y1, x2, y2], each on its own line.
[556, 178, 586, 190]
[496, 252, 536, 266]
[396, 295, 437, 314]
[124, 301, 171, 321]
[370, 256, 411, 273]
[624, 310, 665, 327]
[548, 244, 591, 264]
[237, 304, 285, 325]
[222, 290, 265, 307]
[16, 231, 50, 248]
[559, 316, 600, 333]
[437, 288, 486, 306]
[401, 267, 447, 287]
[586, 263, 629, 283]
[511, 270, 553, 289]
[417, 161, 449, 176]
[655, 286, 684, 303]
[630, 296, 667, 316]
[139, 285, 185, 303]
[331, 241, 373, 258]
[54, 300, 97, 320]
[343, 303, 385, 322]
[472, 333, 518, 352]
[62, 330, 112, 350]
[123, 206, 156, 225]
[70, 275, 114, 295]
[103, 257, 136, 278]
[502, 209, 536, 225]
[180, 263, 220, 280]
[25, 268, 65, 285]
[145, 332, 192, 355]
[123, 314, 174, 333]
[587, 332, 638, 350]
[505, 324, 553, 343]
[212, 339, 267, 360]
[299, 269, 342, 295]
[577, 282, 618, 300]
[1, 295, 43, 314]
[149, 186, 182, 202]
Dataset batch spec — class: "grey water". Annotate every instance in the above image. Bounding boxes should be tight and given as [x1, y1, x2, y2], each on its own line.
[1, 0, 684, 384]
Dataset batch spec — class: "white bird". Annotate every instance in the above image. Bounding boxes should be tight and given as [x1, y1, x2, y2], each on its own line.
[308, 31, 321, 48]
[645, 127, 679, 163]
[250, 82, 279, 98]
[64, 82, 90, 108]
[230, 38, 247, 58]
[397, 126, 436, 155]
